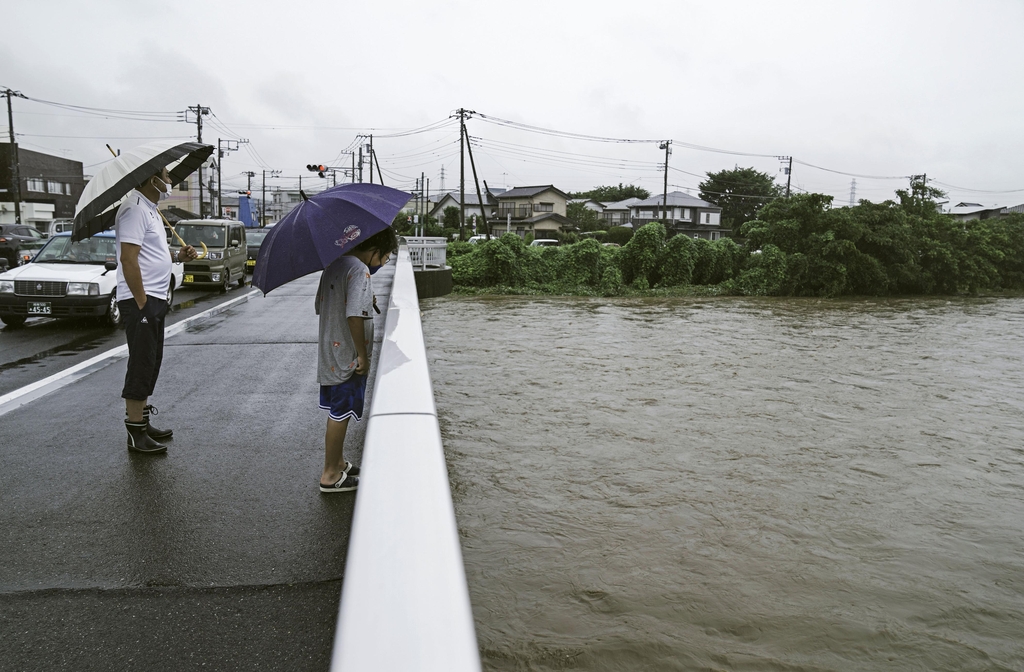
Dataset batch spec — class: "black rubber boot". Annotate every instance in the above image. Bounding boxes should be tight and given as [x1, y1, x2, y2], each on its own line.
[126, 420, 167, 454]
[143, 405, 173, 440]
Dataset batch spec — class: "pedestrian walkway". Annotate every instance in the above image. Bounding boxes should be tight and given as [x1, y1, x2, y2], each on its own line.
[0, 261, 396, 670]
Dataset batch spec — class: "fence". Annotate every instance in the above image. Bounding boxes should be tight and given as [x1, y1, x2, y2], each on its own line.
[403, 236, 448, 270]
[330, 245, 480, 672]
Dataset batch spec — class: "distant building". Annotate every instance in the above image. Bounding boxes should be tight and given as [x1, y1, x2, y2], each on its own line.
[630, 191, 729, 240]
[948, 201, 1004, 221]
[0, 144, 85, 232]
[429, 191, 497, 222]
[602, 197, 642, 228]
[568, 198, 606, 213]
[491, 185, 572, 239]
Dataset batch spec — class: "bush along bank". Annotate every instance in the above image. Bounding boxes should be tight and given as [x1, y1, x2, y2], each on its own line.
[448, 194, 1024, 298]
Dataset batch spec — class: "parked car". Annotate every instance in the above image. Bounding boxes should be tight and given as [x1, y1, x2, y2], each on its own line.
[0, 231, 183, 328]
[0, 224, 47, 268]
[245, 228, 270, 274]
[467, 235, 490, 244]
[530, 238, 559, 247]
[169, 219, 248, 292]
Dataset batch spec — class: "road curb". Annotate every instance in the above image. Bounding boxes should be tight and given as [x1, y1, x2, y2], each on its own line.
[0, 289, 260, 418]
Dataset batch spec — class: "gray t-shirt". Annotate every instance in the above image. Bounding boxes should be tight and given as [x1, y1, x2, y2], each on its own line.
[317, 255, 373, 385]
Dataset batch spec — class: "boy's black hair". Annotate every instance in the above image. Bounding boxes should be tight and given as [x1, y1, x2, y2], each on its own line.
[351, 226, 398, 257]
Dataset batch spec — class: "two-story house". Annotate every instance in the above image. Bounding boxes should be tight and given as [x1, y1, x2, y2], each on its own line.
[602, 197, 642, 228]
[490, 185, 573, 239]
[630, 191, 729, 240]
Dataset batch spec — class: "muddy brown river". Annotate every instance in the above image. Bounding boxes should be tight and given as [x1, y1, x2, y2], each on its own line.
[421, 295, 1024, 671]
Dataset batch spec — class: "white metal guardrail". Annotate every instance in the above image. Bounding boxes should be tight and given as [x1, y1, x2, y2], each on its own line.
[403, 236, 448, 270]
[331, 245, 480, 672]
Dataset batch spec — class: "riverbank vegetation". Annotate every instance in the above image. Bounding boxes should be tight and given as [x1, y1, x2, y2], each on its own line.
[449, 184, 1024, 297]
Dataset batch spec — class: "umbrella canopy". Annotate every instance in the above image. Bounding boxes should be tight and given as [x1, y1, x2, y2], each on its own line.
[252, 183, 410, 295]
[72, 140, 214, 241]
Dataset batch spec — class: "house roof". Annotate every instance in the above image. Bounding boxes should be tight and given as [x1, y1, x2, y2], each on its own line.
[434, 192, 492, 207]
[568, 198, 605, 209]
[632, 191, 718, 209]
[495, 185, 568, 200]
[602, 197, 642, 211]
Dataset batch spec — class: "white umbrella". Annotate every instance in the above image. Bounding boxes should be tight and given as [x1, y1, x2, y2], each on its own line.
[72, 140, 213, 241]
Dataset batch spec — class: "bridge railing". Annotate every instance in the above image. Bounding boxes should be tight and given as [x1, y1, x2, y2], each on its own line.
[331, 244, 480, 672]
[403, 236, 448, 269]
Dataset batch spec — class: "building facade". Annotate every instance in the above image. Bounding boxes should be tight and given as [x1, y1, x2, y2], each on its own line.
[0, 144, 85, 231]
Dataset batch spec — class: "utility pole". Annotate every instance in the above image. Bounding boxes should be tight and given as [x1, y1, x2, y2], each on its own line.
[463, 123, 489, 239]
[261, 169, 281, 226]
[659, 140, 672, 222]
[216, 138, 248, 217]
[368, 135, 374, 184]
[849, 178, 857, 207]
[457, 108, 472, 239]
[439, 165, 445, 192]
[372, 149, 385, 186]
[778, 156, 793, 197]
[187, 104, 210, 216]
[351, 153, 356, 184]
[4, 88, 27, 225]
[358, 145, 363, 183]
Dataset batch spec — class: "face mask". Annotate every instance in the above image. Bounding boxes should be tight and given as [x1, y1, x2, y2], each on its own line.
[368, 264, 382, 275]
[154, 177, 172, 201]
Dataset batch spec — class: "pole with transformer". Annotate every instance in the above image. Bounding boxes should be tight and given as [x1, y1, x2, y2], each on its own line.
[4, 89, 27, 224]
[216, 138, 248, 217]
[777, 156, 793, 197]
[659, 140, 671, 222]
[187, 105, 210, 216]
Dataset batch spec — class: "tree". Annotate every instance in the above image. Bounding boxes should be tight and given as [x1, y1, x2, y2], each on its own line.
[569, 183, 650, 202]
[566, 201, 605, 232]
[699, 167, 783, 236]
[442, 205, 461, 230]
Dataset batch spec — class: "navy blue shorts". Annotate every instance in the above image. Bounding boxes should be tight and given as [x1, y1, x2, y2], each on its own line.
[319, 374, 367, 422]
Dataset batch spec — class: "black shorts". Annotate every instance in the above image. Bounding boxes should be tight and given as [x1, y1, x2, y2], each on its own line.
[120, 296, 168, 401]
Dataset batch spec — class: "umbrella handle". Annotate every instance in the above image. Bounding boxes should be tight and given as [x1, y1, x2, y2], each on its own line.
[159, 210, 207, 260]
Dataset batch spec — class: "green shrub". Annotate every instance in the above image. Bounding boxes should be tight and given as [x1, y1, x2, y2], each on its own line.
[734, 244, 790, 296]
[606, 226, 634, 246]
[617, 221, 665, 286]
[657, 234, 695, 286]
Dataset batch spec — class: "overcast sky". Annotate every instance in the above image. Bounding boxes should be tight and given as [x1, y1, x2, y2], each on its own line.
[3, 0, 1023, 207]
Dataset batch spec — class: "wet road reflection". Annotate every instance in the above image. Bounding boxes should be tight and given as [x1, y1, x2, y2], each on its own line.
[0, 283, 251, 396]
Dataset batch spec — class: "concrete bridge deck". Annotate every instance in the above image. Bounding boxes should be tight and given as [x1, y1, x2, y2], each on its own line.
[0, 262, 395, 670]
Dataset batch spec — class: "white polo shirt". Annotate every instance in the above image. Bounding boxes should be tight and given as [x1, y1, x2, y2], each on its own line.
[115, 190, 172, 301]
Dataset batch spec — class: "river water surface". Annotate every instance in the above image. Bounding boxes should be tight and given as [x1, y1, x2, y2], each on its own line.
[421, 295, 1024, 671]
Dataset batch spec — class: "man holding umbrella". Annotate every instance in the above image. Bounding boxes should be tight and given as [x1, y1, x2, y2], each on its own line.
[117, 167, 198, 454]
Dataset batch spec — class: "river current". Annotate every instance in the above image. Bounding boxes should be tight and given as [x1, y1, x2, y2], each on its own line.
[421, 295, 1024, 671]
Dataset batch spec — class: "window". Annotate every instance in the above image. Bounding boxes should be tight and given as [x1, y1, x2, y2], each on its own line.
[683, 208, 690, 220]
[533, 202, 554, 213]
[179, 181, 189, 191]
[63, 183, 73, 195]
[704, 212, 712, 224]
[27, 178, 45, 192]
[47, 180, 62, 194]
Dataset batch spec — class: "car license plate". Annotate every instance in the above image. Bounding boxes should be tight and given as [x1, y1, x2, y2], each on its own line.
[27, 302, 51, 315]
[184, 274, 194, 283]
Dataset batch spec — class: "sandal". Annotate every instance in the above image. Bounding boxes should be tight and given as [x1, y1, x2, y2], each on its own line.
[343, 461, 360, 477]
[320, 472, 358, 493]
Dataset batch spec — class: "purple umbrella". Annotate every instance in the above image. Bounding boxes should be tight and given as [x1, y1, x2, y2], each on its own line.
[252, 183, 411, 295]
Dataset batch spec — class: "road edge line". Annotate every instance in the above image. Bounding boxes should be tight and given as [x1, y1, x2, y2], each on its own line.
[0, 289, 260, 418]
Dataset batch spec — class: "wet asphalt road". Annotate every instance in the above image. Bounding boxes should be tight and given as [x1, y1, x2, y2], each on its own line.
[0, 263, 395, 671]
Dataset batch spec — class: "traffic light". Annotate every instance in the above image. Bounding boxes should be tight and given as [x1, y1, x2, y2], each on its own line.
[306, 163, 327, 178]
